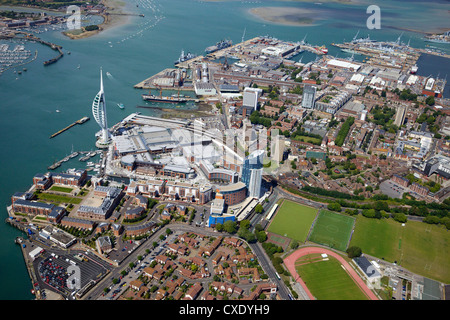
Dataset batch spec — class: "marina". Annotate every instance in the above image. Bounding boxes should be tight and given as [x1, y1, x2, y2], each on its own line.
[0, 43, 36, 74]
[47, 149, 101, 170]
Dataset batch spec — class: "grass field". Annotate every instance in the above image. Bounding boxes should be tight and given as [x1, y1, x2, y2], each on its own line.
[267, 200, 317, 242]
[308, 210, 355, 252]
[35, 192, 82, 205]
[295, 254, 368, 300]
[349, 215, 450, 284]
[50, 186, 74, 193]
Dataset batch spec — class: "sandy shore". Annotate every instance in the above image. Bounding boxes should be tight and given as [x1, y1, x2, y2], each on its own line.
[63, 0, 131, 40]
[249, 7, 320, 27]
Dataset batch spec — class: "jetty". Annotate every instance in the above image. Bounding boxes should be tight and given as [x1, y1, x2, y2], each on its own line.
[49, 116, 89, 139]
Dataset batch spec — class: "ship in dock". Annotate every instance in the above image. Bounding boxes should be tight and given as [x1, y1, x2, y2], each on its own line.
[341, 48, 361, 55]
[318, 45, 328, 54]
[350, 30, 376, 44]
[424, 31, 450, 44]
[174, 50, 197, 65]
[142, 88, 188, 103]
[205, 39, 232, 54]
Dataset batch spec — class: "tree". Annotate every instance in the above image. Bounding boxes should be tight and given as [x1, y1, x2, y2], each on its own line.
[425, 96, 435, 106]
[290, 240, 299, 250]
[215, 223, 224, 232]
[223, 220, 237, 233]
[362, 209, 377, 218]
[254, 204, 264, 214]
[240, 219, 251, 229]
[256, 231, 267, 243]
[255, 224, 264, 232]
[84, 24, 99, 31]
[346, 246, 362, 258]
[392, 212, 407, 223]
[327, 202, 342, 212]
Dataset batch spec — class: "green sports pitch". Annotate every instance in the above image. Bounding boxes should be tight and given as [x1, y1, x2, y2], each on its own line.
[267, 200, 318, 242]
[295, 254, 368, 300]
[308, 210, 355, 252]
[349, 215, 450, 284]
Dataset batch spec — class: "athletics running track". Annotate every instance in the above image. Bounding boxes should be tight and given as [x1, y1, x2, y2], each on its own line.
[283, 247, 378, 300]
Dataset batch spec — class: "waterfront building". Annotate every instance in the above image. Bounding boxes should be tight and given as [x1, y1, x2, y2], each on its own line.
[93, 68, 112, 148]
[33, 173, 52, 190]
[12, 199, 65, 223]
[52, 169, 87, 187]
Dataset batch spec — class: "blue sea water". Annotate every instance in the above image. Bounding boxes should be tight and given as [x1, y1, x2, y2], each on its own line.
[0, 0, 449, 299]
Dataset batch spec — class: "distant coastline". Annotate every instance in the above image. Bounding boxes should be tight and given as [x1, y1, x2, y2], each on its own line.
[63, 0, 131, 40]
[0, 0, 131, 39]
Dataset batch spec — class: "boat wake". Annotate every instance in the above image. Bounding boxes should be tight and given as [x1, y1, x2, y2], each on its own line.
[115, 0, 166, 45]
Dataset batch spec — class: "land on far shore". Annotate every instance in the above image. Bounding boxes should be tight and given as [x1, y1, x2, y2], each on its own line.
[63, 0, 130, 39]
[0, 0, 131, 39]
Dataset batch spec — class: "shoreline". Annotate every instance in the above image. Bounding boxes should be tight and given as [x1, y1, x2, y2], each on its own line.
[0, 0, 132, 40]
[63, 0, 131, 40]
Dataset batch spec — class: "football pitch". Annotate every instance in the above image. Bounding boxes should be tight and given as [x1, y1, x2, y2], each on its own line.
[349, 215, 450, 284]
[308, 210, 355, 252]
[295, 254, 368, 300]
[267, 200, 318, 242]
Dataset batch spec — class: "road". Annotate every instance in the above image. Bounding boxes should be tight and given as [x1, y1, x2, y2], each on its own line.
[81, 182, 331, 301]
[83, 222, 292, 300]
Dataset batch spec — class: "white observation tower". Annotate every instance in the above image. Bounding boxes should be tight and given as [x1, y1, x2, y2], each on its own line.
[93, 68, 112, 148]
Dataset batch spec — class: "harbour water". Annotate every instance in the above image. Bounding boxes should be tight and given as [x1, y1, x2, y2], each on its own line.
[0, 0, 449, 299]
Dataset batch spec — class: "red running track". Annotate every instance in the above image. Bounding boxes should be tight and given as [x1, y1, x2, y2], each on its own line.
[283, 247, 378, 300]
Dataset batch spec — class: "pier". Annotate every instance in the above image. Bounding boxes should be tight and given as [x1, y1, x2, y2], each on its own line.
[49, 116, 90, 139]
[331, 41, 422, 73]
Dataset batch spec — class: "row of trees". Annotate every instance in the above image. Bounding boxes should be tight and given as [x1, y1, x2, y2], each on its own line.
[334, 116, 354, 147]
